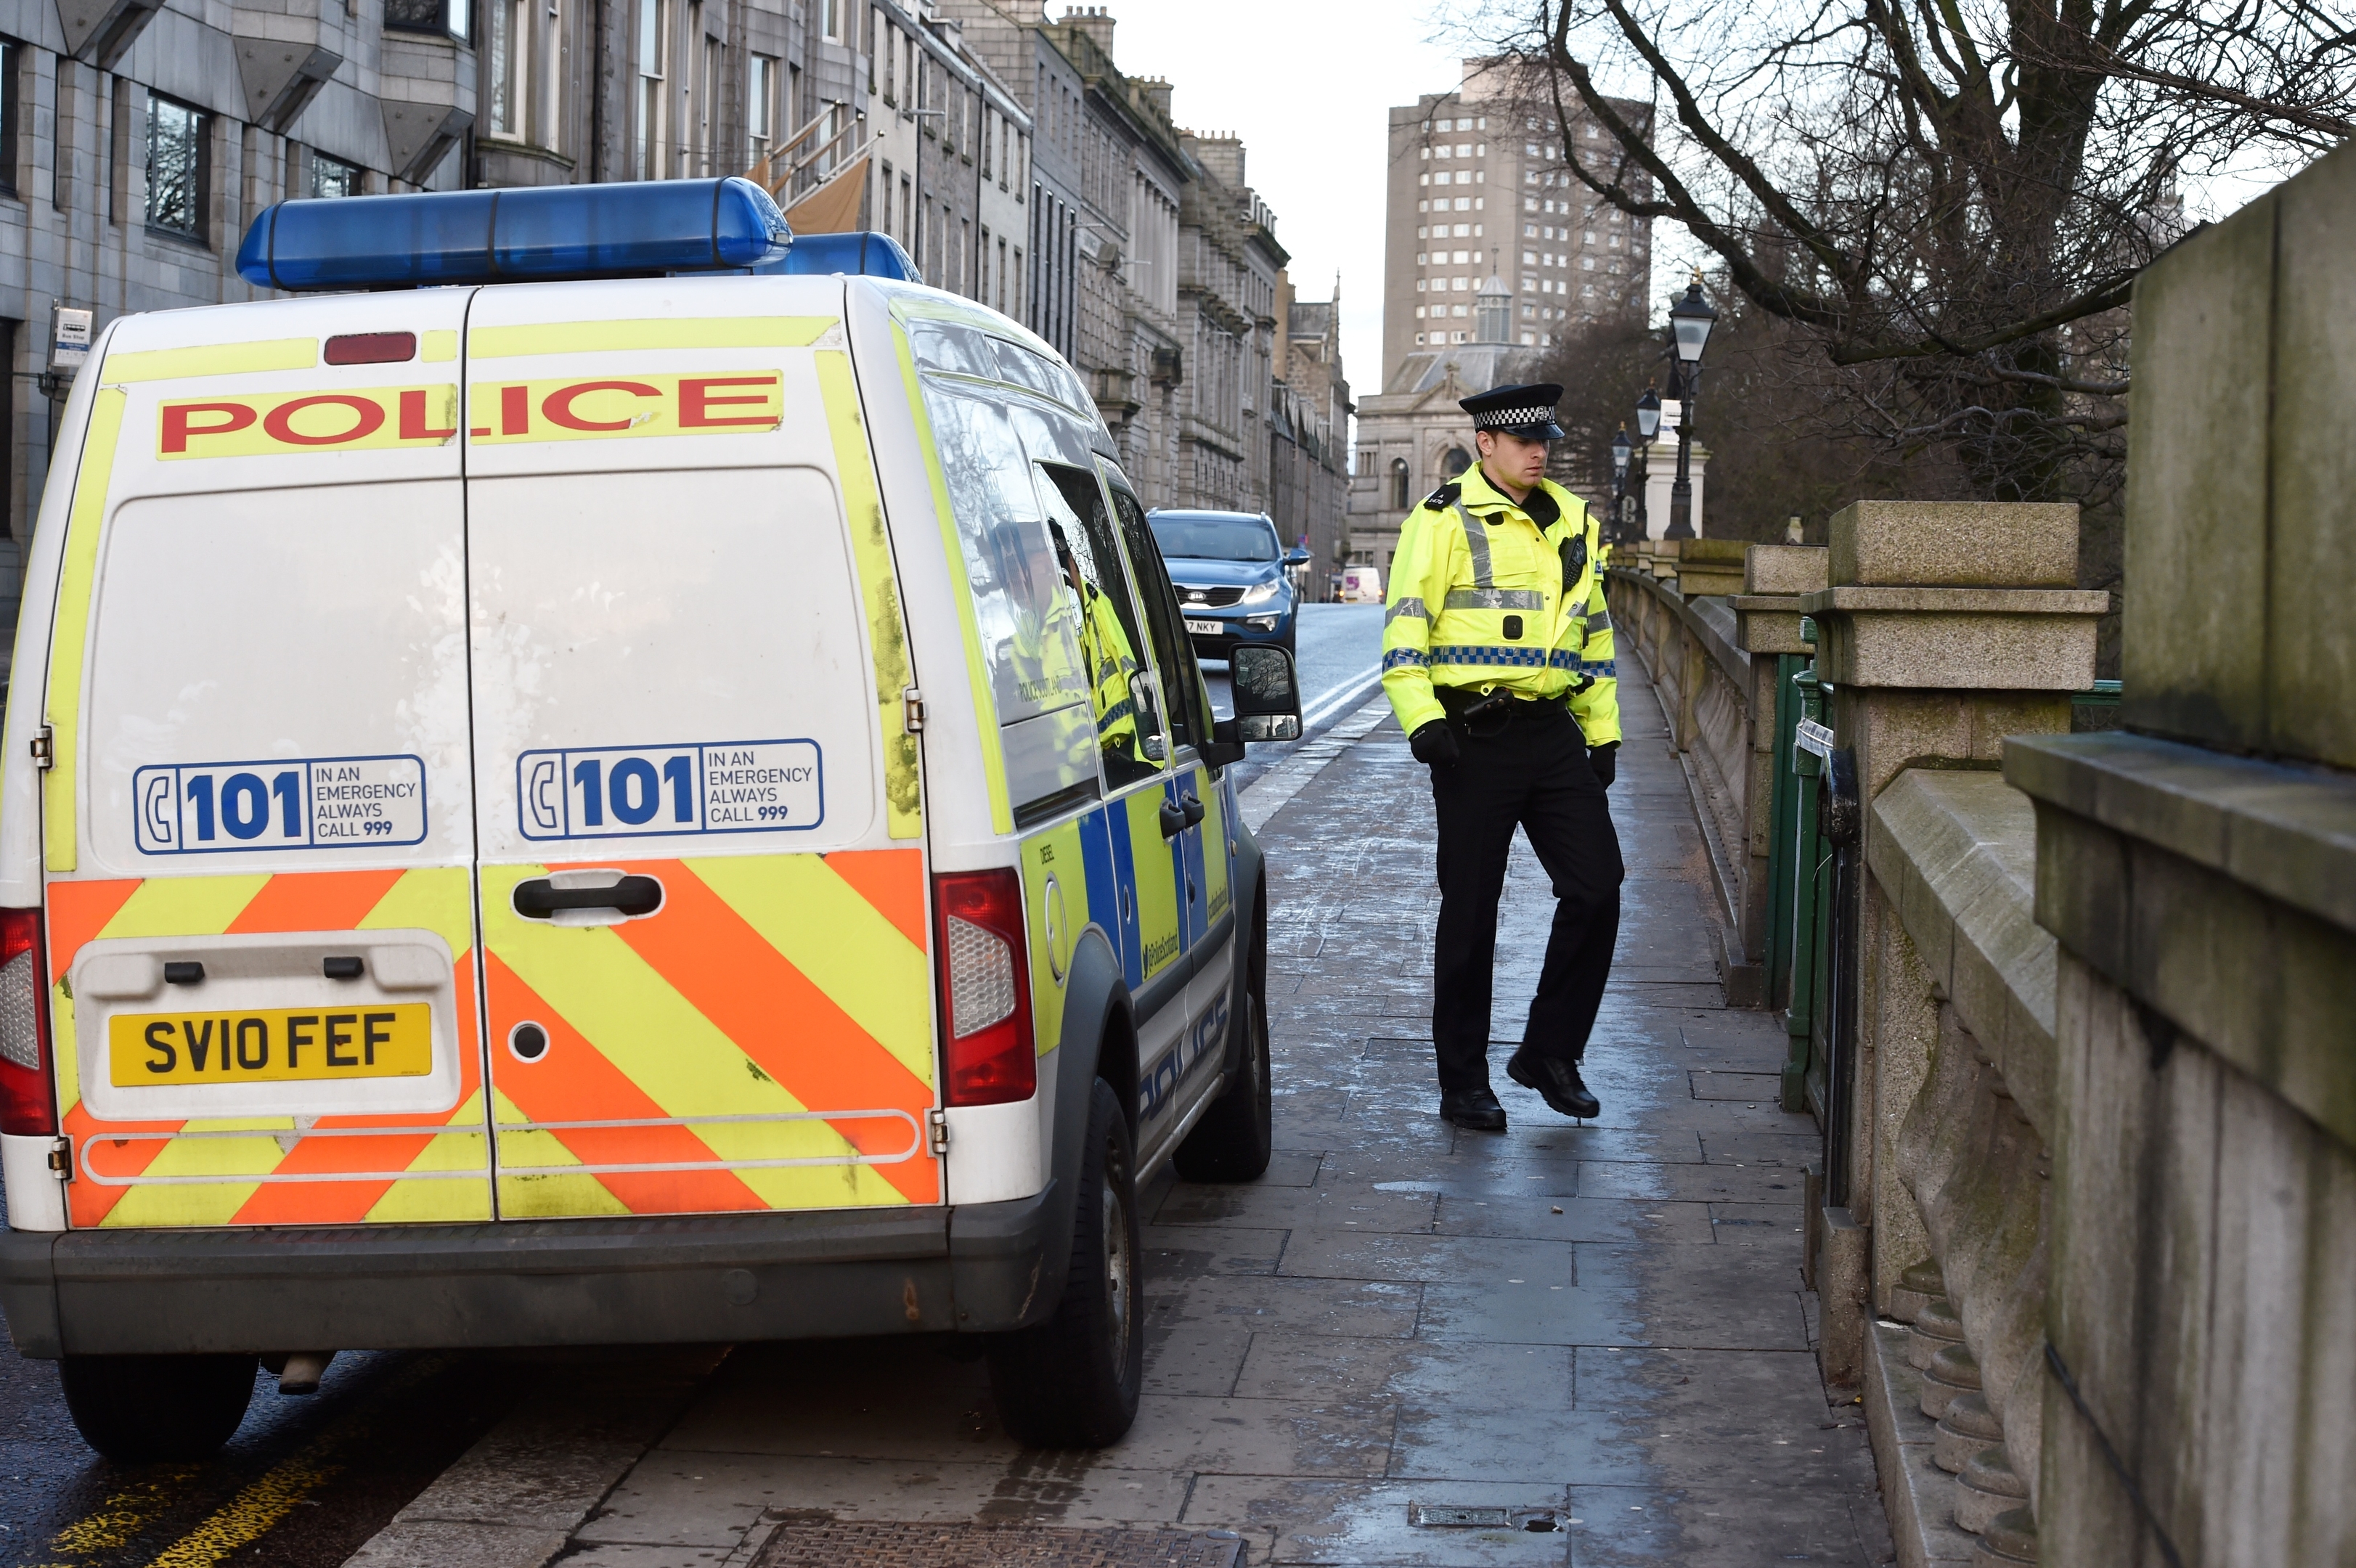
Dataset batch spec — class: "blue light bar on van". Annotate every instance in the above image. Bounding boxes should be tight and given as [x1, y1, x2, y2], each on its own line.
[753, 231, 917, 281]
[237, 179, 792, 291]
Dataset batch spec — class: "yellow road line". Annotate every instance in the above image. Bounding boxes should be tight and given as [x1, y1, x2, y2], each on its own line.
[41, 1466, 201, 1555]
[142, 1453, 344, 1568]
[34, 1355, 447, 1567]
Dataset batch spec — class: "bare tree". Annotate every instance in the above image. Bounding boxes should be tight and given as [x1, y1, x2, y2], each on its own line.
[1467, 0, 2350, 499]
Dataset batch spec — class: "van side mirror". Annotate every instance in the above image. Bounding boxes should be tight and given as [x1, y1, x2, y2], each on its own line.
[1205, 645, 1303, 766]
[1284, 547, 1311, 568]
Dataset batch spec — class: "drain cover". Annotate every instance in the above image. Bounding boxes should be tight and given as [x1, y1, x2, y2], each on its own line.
[751, 1519, 1244, 1567]
[1408, 1502, 1564, 1532]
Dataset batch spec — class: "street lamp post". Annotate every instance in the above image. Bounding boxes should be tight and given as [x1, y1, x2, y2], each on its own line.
[1633, 386, 1661, 542]
[1664, 278, 1718, 541]
[1610, 426, 1632, 545]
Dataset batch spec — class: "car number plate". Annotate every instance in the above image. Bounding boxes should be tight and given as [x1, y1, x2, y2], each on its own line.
[1185, 618, 1222, 636]
[109, 1003, 433, 1087]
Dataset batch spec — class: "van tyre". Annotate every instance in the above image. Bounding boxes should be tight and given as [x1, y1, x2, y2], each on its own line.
[1173, 936, 1273, 1182]
[986, 1077, 1141, 1447]
[60, 1353, 257, 1461]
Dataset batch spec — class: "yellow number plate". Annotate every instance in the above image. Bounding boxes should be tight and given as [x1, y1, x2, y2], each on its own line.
[109, 1004, 433, 1087]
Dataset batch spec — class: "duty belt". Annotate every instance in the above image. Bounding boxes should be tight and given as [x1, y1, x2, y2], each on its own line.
[1438, 687, 1570, 737]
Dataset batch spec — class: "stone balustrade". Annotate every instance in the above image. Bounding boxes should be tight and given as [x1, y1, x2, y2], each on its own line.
[1605, 536, 1833, 1012]
[1785, 137, 2356, 1568]
[1605, 552, 1766, 1003]
[2000, 139, 2356, 1568]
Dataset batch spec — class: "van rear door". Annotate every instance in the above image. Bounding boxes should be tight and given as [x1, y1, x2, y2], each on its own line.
[44, 295, 489, 1230]
[460, 279, 939, 1220]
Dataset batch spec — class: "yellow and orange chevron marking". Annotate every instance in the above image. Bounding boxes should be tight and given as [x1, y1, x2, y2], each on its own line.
[46, 849, 938, 1228]
[48, 868, 489, 1230]
[481, 848, 939, 1218]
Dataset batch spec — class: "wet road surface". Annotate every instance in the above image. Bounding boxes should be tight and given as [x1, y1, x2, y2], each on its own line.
[0, 1307, 531, 1568]
[1200, 603, 1385, 795]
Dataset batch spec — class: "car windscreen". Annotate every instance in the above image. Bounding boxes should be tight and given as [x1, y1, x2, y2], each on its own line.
[1148, 514, 1279, 563]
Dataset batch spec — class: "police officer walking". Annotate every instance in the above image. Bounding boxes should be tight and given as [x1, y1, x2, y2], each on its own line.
[1381, 384, 1623, 1132]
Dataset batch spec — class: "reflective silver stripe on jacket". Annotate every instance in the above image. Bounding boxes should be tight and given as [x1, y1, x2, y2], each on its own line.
[1444, 588, 1545, 611]
[1450, 499, 1493, 588]
[1385, 596, 1429, 625]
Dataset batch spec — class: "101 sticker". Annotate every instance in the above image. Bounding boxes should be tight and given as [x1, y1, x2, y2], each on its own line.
[134, 754, 427, 854]
[518, 740, 822, 841]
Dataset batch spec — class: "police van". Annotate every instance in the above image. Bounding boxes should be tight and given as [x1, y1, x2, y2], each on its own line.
[0, 178, 1303, 1460]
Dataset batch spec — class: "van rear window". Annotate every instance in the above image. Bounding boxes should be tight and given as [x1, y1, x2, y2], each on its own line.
[921, 384, 1089, 728]
[906, 319, 995, 380]
[905, 316, 1090, 417]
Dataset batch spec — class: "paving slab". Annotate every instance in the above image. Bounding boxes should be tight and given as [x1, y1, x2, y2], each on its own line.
[1274, 1229, 1578, 1286]
[1152, 1183, 1440, 1233]
[1577, 1161, 1808, 1204]
[1432, 1194, 1719, 1245]
[1144, 1321, 1257, 1397]
[1146, 1223, 1293, 1275]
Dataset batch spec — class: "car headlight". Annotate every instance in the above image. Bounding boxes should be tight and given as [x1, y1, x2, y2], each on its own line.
[1238, 578, 1284, 606]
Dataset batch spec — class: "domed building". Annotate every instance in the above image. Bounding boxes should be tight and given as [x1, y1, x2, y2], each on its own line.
[1345, 263, 1550, 576]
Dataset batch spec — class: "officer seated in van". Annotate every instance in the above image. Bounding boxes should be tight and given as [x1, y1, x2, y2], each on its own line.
[1051, 520, 1158, 788]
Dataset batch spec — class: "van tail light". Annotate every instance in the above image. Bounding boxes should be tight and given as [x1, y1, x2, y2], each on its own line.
[0, 910, 54, 1136]
[934, 869, 1035, 1107]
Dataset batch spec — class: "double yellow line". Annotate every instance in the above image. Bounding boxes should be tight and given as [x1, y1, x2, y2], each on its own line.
[30, 1356, 445, 1568]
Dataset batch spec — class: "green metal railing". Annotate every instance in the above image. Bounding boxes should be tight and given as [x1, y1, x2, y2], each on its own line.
[1760, 621, 2121, 1122]
[1778, 661, 1833, 1114]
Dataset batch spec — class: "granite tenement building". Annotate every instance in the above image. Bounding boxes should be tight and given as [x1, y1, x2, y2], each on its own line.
[942, 1, 1346, 543]
[0, 0, 1345, 665]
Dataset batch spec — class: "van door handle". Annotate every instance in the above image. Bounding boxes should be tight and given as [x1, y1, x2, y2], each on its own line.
[1180, 793, 1205, 827]
[513, 875, 664, 919]
[1158, 801, 1187, 838]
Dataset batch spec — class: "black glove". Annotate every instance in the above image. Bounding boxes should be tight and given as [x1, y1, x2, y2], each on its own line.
[1589, 742, 1618, 789]
[1410, 719, 1461, 769]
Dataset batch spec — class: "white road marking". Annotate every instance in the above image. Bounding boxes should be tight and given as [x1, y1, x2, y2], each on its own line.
[1296, 666, 1382, 732]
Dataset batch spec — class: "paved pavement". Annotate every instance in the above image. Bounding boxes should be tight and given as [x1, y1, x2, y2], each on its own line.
[439, 654, 1890, 1567]
[0, 640, 1893, 1567]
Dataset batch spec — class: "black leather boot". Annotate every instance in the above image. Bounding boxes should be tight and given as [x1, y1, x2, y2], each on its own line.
[1438, 1085, 1507, 1132]
[1506, 1050, 1600, 1119]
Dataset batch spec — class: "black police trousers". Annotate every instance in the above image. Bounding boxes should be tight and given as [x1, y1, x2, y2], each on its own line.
[1426, 703, 1624, 1095]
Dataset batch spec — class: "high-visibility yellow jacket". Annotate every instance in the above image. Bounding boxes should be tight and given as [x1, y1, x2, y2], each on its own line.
[1380, 461, 1621, 746]
[1075, 579, 1142, 756]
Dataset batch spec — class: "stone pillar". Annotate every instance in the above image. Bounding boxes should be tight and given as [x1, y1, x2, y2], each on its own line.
[1798, 502, 2105, 1333]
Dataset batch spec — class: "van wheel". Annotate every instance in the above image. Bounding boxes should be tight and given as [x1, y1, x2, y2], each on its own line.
[60, 1353, 257, 1462]
[1174, 936, 1273, 1183]
[986, 1077, 1141, 1447]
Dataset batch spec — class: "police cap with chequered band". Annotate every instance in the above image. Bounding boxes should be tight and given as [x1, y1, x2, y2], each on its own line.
[1459, 383, 1566, 441]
